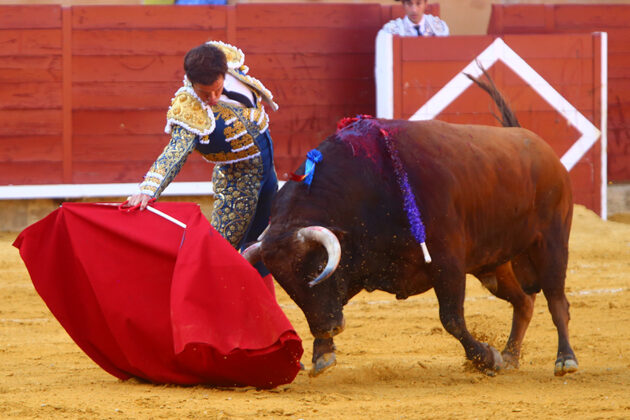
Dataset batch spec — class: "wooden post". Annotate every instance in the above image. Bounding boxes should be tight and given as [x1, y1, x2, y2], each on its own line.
[593, 32, 607, 218]
[62, 6, 73, 183]
[392, 35, 402, 119]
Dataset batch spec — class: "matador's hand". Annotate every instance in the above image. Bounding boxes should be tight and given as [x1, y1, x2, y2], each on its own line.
[122, 193, 154, 211]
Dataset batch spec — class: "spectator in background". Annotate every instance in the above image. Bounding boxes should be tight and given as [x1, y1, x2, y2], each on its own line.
[381, 0, 449, 37]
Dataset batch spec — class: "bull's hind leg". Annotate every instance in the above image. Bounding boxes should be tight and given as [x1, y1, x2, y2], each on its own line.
[530, 228, 578, 376]
[478, 262, 536, 369]
[433, 264, 504, 375]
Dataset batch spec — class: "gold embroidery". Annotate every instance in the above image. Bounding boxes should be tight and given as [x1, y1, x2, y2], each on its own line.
[206, 41, 245, 70]
[167, 91, 214, 134]
[230, 133, 254, 150]
[141, 126, 196, 197]
[224, 123, 245, 141]
[213, 104, 237, 122]
[201, 147, 259, 163]
[210, 155, 264, 248]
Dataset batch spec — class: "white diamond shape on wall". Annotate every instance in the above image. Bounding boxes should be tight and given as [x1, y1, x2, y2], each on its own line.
[408, 38, 600, 172]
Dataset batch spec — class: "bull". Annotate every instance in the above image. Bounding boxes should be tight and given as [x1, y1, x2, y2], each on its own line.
[245, 72, 578, 378]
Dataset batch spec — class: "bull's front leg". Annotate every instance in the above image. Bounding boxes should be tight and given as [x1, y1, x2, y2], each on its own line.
[433, 268, 505, 375]
[309, 337, 336, 377]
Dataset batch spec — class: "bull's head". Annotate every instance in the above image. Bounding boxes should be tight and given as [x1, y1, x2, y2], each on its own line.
[243, 226, 340, 287]
[243, 224, 347, 339]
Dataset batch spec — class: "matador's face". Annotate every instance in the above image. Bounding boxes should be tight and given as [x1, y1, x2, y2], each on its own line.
[192, 75, 225, 106]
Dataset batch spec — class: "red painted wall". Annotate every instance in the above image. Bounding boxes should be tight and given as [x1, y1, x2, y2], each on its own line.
[487, 4, 630, 183]
[391, 34, 604, 214]
[0, 3, 438, 186]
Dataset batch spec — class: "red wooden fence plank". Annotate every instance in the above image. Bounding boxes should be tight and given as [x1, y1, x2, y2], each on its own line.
[72, 30, 226, 55]
[606, 32, 630, 54]
[235, 4, 383, 29]
[71, 78, 374, 110]
[226, 5, 236, 45]
[609, 54, 630, 79]
[0, 56, 62, 83]
[504, 34, 593, 59]
[0, 82, 62, 109]
[0, 136, 62, 162]
[72, 55, 183, 83]
[487, 5, 548, 34]
[72, 6, 226, 30]
[435, 111, 582, 159]
[553, 5, 630, 29]
[272, 105, 372, 131]
[266, 79, 374, 107]
[402, 34, 594, 62]
[73, 110, 164, 136]
[0, 30, 62, 56]
[246, 53, 375, 81]
[71, 53, 376, 84]
[402, 58, 594, 89]
[72, 82, 176, 110]
[236, 28, 378, 54]
[487, 4, 630, 183]
[0, 162, 63, 185]
[402, 37, 493, 62]
[0, 5, 61, 29]
[268, 128, 325, 157]
[402, 84, 594, 116]
[72, 135, 166, 162]
[0, 110, 62, 136]
[72, 159, 210, 184]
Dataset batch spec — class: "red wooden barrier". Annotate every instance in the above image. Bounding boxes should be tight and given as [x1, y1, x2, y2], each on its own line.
[0, 4, 439, 193]
[487, 4, 630, 183]
[0, 3, 440, 193]
[375, 34, 605, 216]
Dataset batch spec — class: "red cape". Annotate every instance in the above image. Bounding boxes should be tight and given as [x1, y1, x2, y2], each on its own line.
[13, 202, 302, 388]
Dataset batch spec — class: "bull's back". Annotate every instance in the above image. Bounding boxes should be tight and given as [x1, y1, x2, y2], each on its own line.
[389, 119, 572, 265]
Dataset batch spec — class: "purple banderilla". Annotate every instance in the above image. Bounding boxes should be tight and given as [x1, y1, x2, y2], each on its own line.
[379, 127, 432, 263]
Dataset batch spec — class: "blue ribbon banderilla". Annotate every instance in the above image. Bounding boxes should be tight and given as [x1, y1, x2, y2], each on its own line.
[290, 149, 323, 187]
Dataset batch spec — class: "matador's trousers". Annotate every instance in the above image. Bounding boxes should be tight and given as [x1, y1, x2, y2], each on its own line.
[210, 131, 277, 277]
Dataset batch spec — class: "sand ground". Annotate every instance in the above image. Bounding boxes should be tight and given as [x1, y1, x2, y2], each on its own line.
[1, 205, 629, 419]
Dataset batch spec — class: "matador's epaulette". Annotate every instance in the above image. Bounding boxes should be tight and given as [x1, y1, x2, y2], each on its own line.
[165, 89, 216, 136]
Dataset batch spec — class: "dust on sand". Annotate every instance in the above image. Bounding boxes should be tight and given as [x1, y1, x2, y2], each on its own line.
[1, 205, 629, 419]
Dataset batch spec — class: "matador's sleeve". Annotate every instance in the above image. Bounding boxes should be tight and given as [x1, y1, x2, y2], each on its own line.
[138, 125, 196, 198]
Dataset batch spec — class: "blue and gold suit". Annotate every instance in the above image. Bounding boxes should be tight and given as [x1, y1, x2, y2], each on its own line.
[138, 42, 278, 275]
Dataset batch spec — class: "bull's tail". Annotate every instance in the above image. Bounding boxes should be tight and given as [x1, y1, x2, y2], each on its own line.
[465, 64, 521, 128]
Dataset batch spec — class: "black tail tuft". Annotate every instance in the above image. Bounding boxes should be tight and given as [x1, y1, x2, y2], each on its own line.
[465, 63, 521, 128]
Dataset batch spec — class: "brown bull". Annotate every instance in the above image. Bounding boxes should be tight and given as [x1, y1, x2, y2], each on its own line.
[245, 74, 577, 378]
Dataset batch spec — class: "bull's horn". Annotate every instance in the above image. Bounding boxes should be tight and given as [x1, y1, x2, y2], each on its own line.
[242, 241, 262, 266]
[296, 226, 341, 287]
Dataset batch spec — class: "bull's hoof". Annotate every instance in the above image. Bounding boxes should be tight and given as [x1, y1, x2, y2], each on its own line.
[309, 352, 336, 377]
[501, 351, 520, 369]
[479, 344, 505, 376]
[554, 357, 578, 376]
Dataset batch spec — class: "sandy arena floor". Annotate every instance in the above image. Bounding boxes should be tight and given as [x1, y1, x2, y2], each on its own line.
[1, 205, 629, 419]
